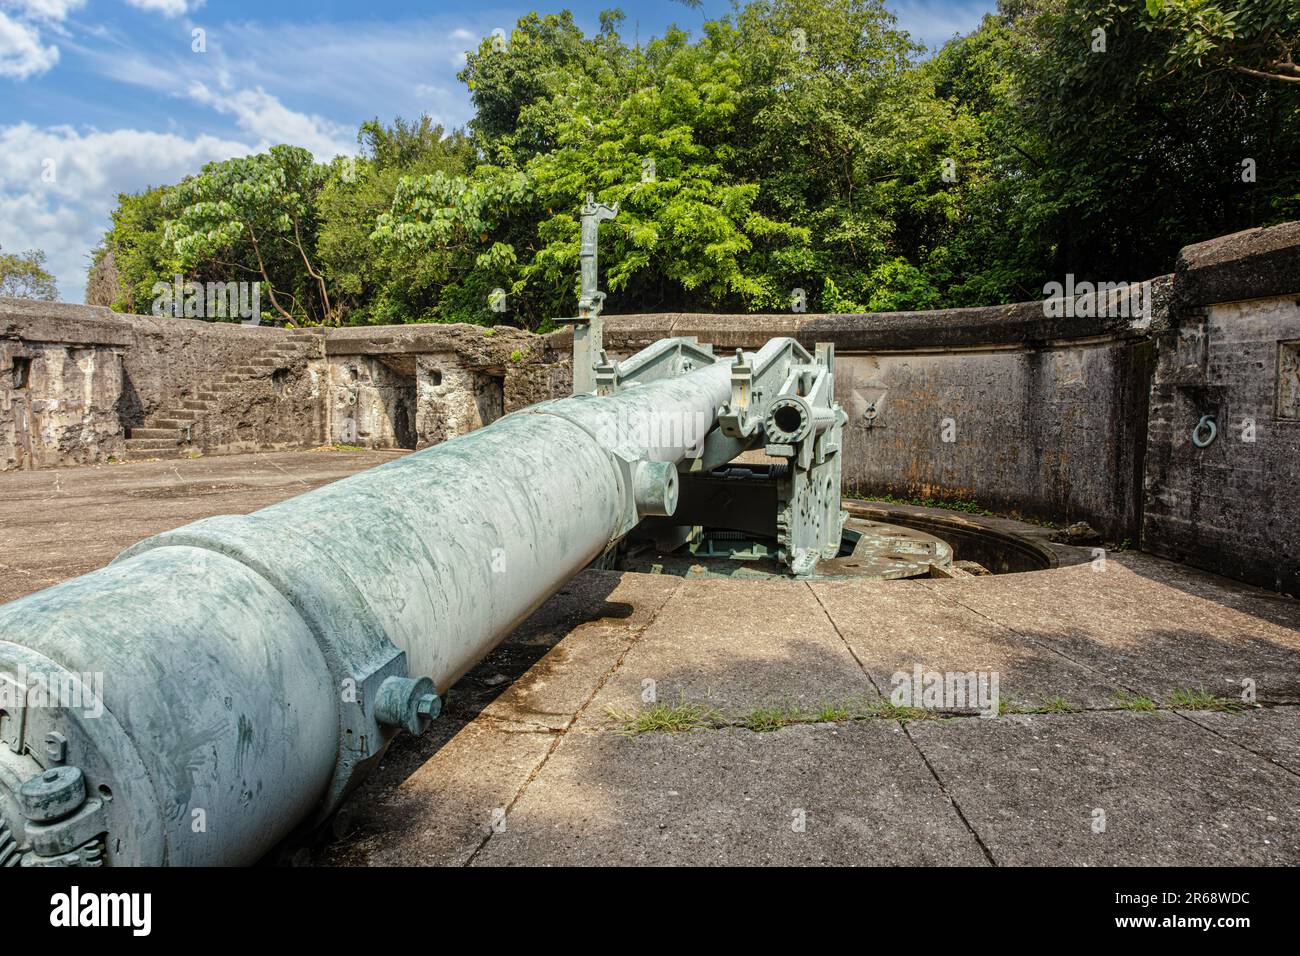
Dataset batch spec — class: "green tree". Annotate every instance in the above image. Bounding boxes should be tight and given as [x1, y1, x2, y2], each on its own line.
[96, 186, 175, 313]
[459, 11, 600, 165]
[88, 0, 1300, 326]
[929, 0, 1299, 293]
[0, 246, 59, 301]
[317, 117, 476, 324]
[163, 146, 332, 325]
[1136, 0, 1299, 85]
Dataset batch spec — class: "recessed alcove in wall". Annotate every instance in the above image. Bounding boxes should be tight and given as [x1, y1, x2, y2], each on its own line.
[374, 355, 418, 450]
[11, 356, 30, 390]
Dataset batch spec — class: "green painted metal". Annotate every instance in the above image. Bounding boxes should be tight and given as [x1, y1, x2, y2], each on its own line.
[0, 337, 735, 866]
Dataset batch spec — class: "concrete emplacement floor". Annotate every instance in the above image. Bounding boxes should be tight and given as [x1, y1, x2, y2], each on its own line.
[2, 450, 1297, 866]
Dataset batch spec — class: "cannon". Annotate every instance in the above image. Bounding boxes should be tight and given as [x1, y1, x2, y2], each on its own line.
[0, 200, 845, 866]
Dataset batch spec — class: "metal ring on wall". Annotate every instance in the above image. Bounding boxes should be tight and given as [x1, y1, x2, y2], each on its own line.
[1191, 414, 1217, 448]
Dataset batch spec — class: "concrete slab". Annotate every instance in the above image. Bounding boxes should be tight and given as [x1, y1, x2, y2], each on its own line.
[906, 710, 1300, 865]
[0, 449, 405, 603]
[1180, 707, 1300, 776]
[811, 579, 1123, 710]
[920, 559, 1300, 704]
[576, 578, 878, 728]
[476, 571, 682, 730]
[470, 721, 989, 866]
[320, 719, 557, 867]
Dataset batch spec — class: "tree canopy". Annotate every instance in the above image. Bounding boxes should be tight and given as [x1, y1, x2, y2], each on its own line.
[1, 246, 58, 301]
[90, 0, 1300, 327]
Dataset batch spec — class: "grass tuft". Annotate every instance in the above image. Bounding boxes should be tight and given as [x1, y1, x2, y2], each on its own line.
[740, 703, 809, 732]
[811, 702, 857, 723]
[1113, 690, 1156, 712]
[1166, 687, 1241, 712]
[1036, 695, 1076, 714]
[316, 442, 365, 453]
[867, 700, 935, 722]
[607, 700, 721, 736]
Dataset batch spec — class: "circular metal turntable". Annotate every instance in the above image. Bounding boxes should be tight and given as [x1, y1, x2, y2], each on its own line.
[617, 517, 953, 580]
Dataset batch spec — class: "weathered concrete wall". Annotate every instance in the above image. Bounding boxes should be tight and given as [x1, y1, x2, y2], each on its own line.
[1143, 223, 1300, 597]
[328, 355, 417, 449]
[108, 313, 327, 456]
[323, 324, 560, 448]
[0, 301, 131, 469]
[0, 304, 561, 466]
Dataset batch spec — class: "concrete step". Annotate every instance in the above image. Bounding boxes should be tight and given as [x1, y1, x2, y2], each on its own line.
[152, 418, 195, 429]
[179, 400, 212, 411]
[230, 366, 261, 375]
[196, 393, 220, 402]
[249, 357, 283, 366]
[125, 437, 180, 451]
[129, 427, 178, 440]
[123, 447, 183, 460]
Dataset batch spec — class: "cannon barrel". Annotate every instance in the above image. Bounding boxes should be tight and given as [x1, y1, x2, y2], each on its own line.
[0, 345, 733, 866]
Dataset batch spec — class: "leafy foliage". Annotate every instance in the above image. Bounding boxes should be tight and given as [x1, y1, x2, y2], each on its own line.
[89, 0, 1300, 327]
[1, 246, 59, 301]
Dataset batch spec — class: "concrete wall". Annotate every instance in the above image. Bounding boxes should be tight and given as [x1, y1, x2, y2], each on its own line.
[1142, 223, 1300, 596]
[0, 303, 560, 466]
[0, 301, 131, 469]
[109, 313, 327, 456]
[323, 324, 560, 448]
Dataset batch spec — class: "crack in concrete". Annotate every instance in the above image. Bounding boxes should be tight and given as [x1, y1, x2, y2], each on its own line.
[916, 580, 1300, 781]
[806, 582, 999, 867]
[462, 577, 687, 866]
[595, 699, 1300, 736]
[914, 578, 1146, 695]
[1171, 708, 1300, 780]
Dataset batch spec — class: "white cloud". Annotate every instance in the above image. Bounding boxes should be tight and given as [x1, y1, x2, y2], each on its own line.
[0, 13, 496, 300]
[3, 0, 86, 23]
[122, 0, 200, 17]
[891, 0, 993, 51]
[186, 81, 355, 160]
[0, 122, 251, 302]
[0, 10, 59, 78]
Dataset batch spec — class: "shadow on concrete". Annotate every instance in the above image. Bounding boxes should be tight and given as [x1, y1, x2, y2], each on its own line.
[1110, 549, 1300, 633]
[294, 571, 634, 864]
[310, 554, 1300, 866]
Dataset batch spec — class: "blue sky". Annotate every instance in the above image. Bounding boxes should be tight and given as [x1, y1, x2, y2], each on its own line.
[0, 0, 994, 302]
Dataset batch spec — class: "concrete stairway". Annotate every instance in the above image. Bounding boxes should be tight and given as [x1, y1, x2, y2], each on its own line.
[123, 332, 321, 460]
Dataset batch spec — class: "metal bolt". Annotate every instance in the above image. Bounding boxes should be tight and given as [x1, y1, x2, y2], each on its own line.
[43, 731, 67, 763]
[417, 693, 441, 721]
